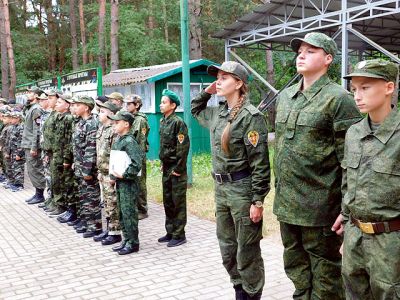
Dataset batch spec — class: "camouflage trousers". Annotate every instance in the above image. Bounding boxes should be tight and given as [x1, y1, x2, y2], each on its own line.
[116, 180, 139, 246]
[42, 152, 52, 200]
[77, 177, 101, 232]
[99, 174, 120, 235]
[0, 150, 4, 175]
[25, 149, 46, 189]
[137, 159, 148, 214]
[342, 222, 400, 299]
[50, 156, 76, 210]
[162, 168, 187, 239]
[10, 153, 25, 186]
[215, 176, 264, 297]
[280, 222, 344, 300]
[3, 154, 11, 180]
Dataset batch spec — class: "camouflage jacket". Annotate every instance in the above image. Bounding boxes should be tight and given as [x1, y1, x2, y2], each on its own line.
[72, 114, 98, 178]
[96, 123, 116, 175]
[159, 112, 190, 175]
[273, 74, 362, 226]
[52, 112, 75, 165]
[21, 103, 43, 150]
[111, 133, 144, 181]
[130, 112, 150, 153]
[342, 110, 400, 222]
[0, 124, 11, 149]
[191, 91, 271, 203]
[8, 123, 24, 157]
[41, 110, 58, 152]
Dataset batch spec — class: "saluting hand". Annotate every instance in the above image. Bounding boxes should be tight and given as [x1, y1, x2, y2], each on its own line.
[250, 205, 263, 223]
[205, 81, 217, 95]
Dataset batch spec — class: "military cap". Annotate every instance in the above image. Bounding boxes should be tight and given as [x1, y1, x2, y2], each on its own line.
[74, 95, 95, 109]
[60, 94, 73, 103]
[46, 89, 60, 97]
[107, 110, 135, 125]
[105, 92, 124, 101]
[207, 61, 249, 83]
[123, 94, 142, 105]
[96, 95, 108, 103]
[161, 89, 180, 106]
[96, 100, 120, 114]
[343, 59, 399, 83]
[27, 86, 44, 95]
[37, 93, 48, 100]
[10, 111, 23, 119]
[0, 98, 8, 104]
[290, 32, 338, 57]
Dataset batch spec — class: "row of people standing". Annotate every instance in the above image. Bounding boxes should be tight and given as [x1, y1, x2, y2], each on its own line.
[192, 32, 399, 300]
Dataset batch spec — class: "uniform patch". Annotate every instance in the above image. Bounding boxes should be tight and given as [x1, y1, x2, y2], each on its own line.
[141, 127, 147, 135]
[247, 130, 259, 147]
[177, 133, 185, 144]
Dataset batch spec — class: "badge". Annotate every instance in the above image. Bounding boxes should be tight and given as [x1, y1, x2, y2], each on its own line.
[141, 127, 147, 135]
[177, 133, 185, 144]
[357, 61, 366, 69]
[247, 130, 259, 147]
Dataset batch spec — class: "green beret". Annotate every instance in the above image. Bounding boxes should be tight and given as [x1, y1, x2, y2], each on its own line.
[162, 89, 180, 106]
[344, 59, 399, 83]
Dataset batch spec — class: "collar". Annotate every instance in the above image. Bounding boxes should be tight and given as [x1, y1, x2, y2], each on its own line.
[360, 110, 400, 144]
[288, 74, 331, 101]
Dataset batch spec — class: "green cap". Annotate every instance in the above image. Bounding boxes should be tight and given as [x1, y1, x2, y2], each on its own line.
[96, 100, 120, 114]
[60, 94, 73, 103]
[27, 86, 44, 95]
[107, 110, 135, 125]
[162, 89, 180, 106]
[46, 89, 59, 97]
[207, 61, 249, 83]
[123, 94, 142, 105]
[37, 93, 48, 101]
[74, 95, 95, 109]
[343, 59, 399, 83]
[106, 92, 124, 101]
[290, 32, 338, 57]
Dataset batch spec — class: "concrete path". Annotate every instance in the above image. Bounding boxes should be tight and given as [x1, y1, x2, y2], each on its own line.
[0, 184, 294, 300]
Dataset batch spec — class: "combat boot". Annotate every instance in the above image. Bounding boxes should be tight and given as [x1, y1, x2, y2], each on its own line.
[112, 240, 127, 252]
[93, 217, 109, 242]
[118, 244, 139, 255]
[68, 218, 80, 226]
[167, 237, 187, 247]
[101, 235, 121, 245]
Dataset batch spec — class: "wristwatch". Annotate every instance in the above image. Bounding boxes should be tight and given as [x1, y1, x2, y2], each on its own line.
[252, 200, 263, 208]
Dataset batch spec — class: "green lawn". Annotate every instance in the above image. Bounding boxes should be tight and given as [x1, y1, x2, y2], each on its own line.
[147, 150, 279, 236]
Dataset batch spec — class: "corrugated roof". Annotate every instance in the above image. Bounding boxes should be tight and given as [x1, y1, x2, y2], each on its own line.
[103, 59, 216, 87]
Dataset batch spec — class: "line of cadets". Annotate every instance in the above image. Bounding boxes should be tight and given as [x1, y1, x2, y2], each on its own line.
[0, 88, 189, 255]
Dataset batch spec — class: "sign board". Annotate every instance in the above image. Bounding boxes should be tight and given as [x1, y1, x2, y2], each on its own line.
[60, 68, 98, 98]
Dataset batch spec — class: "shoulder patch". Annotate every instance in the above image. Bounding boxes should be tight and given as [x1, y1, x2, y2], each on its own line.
[247, 130, 259, 147]
[141, 127, 147, 135]
[177, 133, 185, 144]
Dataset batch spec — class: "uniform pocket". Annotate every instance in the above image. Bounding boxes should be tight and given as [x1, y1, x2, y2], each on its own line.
[372, 158, 400, 175]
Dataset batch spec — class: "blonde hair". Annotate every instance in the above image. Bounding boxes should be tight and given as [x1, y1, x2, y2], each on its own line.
[221, 76, 248, 155]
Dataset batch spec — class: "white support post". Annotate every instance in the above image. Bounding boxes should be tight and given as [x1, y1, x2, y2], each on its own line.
[341, 0, 349, 88]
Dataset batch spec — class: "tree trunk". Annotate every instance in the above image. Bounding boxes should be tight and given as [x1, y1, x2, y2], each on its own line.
[110, 0, 119, 71]
[188, 0, 202, 59]
[88, 31, 94, 64]
[69, 0, 79, 70]
[162, 0, 168, 43]
[147, 0, 154, 37]
[0, 0, 16, 99]
[265, 44, 276, 129]
[78, 0, 87, 65]
[59, 0, 66, 73]
[98, 0, 106, 72]
[44, 0, 57, 71]
[0, 5, 9, 98]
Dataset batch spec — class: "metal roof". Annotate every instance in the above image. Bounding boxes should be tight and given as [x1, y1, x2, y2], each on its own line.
[103, 59, 216, 87]
[213, 0, 400, 53]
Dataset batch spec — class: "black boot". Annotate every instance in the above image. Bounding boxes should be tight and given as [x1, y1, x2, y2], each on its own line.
[26, 189, 39, 203]
[93, 217, 109, 242]
[234, 285, 245, 300]
[28, 188, 45, 204]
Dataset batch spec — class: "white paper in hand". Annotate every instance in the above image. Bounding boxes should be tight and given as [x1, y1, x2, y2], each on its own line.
[109, 150, 132, 176]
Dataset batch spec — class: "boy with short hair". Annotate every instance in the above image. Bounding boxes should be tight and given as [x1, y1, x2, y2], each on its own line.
[332, 59, 400, 299]
[7, 111, 25, 192]
[108, 111, 144, 255]
[158, 89, 190, 247]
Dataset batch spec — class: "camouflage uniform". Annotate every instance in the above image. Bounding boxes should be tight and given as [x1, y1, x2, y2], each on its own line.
[159, 112, 190, 240]
[0, 122, 12, 181]
[21, 102, 46, 190]
[96, 123, 120, 235]
[8, 121, 25, 187]
[39, 109, 53, 200]
[341, 59, 400, 299]
[192, 88, 271, 297]
[73, 114, 101, 233]
[273, 75, 362, 299]
[111, 132, 144, 247]
[130, 112, 150, 215]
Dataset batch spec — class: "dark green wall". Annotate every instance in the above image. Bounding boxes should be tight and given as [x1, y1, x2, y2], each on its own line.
[146, 65, 216, 160]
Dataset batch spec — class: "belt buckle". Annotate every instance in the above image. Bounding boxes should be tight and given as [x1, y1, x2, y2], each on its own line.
[359, 222, 375, 234]
[215, 173, 223, 184]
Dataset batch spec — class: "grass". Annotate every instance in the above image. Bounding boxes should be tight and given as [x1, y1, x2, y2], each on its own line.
[147, 149, 280, 237]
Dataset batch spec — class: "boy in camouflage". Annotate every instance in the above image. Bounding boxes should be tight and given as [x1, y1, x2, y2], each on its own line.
[93, 100, 122, 245]
[332, 59, 400, 299]
[123, 94, 150, 220]
[108, 111, 144, 255]
[0, 110, 13, 189]
[0, 107, 10, 183]
[7, 111, 25, 191]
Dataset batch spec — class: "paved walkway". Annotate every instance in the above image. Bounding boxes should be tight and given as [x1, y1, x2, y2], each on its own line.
[0, 184, 294, 300]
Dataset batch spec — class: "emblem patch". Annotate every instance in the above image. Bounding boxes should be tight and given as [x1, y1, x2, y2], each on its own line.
[357, 61, 366, 69]
[141, 127, 147, 135]
[247, 130, 259, 147]
[177, 133, 185, 144]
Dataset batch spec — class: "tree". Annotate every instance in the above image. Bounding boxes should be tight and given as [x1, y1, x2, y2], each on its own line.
[79, 0, 87, 64]
[0, 0, 16, 99]
[69, 0, 79, 69]
[0, 5, 9, 98]
[188, 0, 202, 59]
[44, 0, 57, 71]
[110, 0, 119, 70]
[97, 0, 106, 72]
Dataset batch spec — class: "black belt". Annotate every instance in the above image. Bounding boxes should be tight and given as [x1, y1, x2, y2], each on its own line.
[212, 168, 251, 184]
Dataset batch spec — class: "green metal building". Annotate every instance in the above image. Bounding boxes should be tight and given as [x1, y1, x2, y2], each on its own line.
[103, 59, 219, 160]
